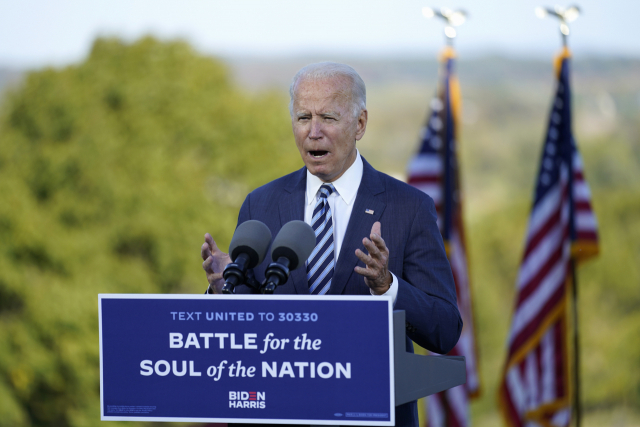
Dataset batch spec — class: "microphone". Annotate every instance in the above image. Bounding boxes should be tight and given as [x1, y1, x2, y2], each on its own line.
[222, 220, 272, 294]
[262, 220, 316, 294]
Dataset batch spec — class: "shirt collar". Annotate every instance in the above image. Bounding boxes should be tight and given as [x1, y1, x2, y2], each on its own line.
[306, 150, 363, 206]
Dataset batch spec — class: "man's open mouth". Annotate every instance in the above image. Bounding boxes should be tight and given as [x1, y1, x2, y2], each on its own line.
[309, 150, 329, 158]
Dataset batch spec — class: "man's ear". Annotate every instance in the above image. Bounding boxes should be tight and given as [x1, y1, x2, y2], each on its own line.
[355, 109, 368, 141]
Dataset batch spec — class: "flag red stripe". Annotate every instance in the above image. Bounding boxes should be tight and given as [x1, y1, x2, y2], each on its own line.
[523, 207, 562, 259]
[447, 405, 463, 427]
[509, 283, 565, 359]
[574, 201, 592, 210]
[408, 175, 440, 185]
[517, 244, 564, 304]
[575, 231, 597, 240]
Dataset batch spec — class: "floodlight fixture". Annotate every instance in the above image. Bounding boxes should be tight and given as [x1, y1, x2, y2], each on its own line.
[535, 7, 548, 18]
[422, 7, 435, 18]
[535, 4, 581, 45]
[564, 6, 580, 22]
[444, 26, 457, 39]
[448, 11, 466, 27]
[422, 6, 468, 44]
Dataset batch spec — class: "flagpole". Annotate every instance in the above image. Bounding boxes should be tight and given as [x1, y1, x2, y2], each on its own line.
[571, 259, 581, 427]
[419, 8, 471, 427]
[535, 6, 582, 427]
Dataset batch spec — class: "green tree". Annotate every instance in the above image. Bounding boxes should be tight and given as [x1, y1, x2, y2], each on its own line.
[0, 36, 301, 426]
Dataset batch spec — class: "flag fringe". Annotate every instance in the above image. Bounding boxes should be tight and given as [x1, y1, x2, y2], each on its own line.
[554, 47, 571, 77]
[571, 241, 599, 262]
[525, 398, 570, 427]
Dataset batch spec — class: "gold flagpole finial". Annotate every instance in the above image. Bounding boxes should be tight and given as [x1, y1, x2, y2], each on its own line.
[422, 6, 467, 46]
[535, 4, 581, 47]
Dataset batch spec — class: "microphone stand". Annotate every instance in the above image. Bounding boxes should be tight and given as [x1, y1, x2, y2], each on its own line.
[261, 257, 291, 294]
[220, 258, 292, 295]
[221, 253, 251, 294]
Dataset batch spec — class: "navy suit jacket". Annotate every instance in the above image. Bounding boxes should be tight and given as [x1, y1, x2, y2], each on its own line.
[229, 158, 462, 426]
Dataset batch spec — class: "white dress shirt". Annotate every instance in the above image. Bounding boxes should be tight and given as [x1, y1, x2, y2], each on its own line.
[304, 150, 398, 303]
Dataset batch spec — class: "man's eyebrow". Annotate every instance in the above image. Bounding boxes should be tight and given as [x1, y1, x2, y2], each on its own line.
[320, 111, 341, 118]
[294, 110, 341, 118]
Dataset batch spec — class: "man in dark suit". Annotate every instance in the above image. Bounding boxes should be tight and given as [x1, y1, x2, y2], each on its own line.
[201, 62, 462, 426]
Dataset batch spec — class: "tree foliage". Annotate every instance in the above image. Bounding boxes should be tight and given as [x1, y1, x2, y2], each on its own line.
[0, 36, 301, 426]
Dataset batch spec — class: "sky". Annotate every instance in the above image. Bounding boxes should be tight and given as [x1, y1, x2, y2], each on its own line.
[1, 0, 639, 68]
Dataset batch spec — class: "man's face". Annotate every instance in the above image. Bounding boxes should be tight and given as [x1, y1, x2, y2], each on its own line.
[291, 76, 367, 183]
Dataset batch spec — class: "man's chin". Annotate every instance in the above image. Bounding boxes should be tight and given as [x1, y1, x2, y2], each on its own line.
[306, 165, 334, 182]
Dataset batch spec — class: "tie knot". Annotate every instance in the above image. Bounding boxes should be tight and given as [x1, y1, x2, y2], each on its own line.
[318, 184, 335, 199]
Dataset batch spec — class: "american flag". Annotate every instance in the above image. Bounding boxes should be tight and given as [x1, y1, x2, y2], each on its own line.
[407, 46, 480, 427]
[498, 47, 599, 427]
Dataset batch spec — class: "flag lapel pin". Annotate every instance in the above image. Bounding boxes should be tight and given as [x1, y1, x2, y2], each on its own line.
[365, 209, 374, 215]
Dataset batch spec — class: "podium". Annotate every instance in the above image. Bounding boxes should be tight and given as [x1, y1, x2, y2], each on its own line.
[392, 310, 465, 406]
[100, 294, 465, 425]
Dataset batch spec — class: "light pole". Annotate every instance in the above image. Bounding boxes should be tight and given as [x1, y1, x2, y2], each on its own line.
[536, 7, 583, 427]
[422, 6, 467, 46]
[535, 5, 581, 47]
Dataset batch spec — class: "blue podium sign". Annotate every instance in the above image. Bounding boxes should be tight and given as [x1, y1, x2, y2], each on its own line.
[99, 294, 395, 425]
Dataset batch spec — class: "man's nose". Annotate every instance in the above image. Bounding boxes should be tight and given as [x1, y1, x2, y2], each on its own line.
[309, 117, 323, 139]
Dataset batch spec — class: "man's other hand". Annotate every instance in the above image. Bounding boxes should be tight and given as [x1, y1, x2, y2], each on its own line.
[354, 221, 392, 295]
[201, 233, 232, 294]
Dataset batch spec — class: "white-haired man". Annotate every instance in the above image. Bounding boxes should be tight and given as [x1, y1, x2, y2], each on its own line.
[202, 62, 461, 426]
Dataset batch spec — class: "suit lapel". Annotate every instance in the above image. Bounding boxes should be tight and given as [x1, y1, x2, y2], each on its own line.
[279, 168, 309, 295]
[329, 159, 387, 295]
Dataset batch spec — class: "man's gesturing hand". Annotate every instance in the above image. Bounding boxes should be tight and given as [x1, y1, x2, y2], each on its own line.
[354, 221, 392, 295]
[201, 233, 232, 294]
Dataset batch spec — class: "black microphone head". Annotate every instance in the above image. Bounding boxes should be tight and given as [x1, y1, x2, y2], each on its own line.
[271, 220, 316, 270]
[229, 220, 272, 269]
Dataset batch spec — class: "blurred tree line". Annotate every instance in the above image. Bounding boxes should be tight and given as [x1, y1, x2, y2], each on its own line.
[0, 36, 638, 427]
[0, 36, 301, 426]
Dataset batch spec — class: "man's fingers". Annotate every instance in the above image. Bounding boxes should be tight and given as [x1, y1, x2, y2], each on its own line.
[203, 256, 223, 283]
[355, 248, 385, 281]
[362, 237, 380, 256]
[355, 248, 375, 267]
[205, 233, 223, 253]
[202, 233, 231, 294]
[201, 242, 213, 261]
[369, 221, 388, 252]
[355, 222, 392, 293]
[203, 257, 219, 277]
[363, 237, 388, 263]
[369, 222, 388, 255]
[209, 272, 223, 282]
[354, 265, 377, 278]
[371, 221, 382, 237]
[202, 256, 213, 272]
[369, 232, 387, 250]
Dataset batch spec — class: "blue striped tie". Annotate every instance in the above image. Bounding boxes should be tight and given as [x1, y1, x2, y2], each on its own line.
[307, 184, 335, 295]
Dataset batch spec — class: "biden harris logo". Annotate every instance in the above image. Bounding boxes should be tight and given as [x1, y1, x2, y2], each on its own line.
[229, 391, 266, 409]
